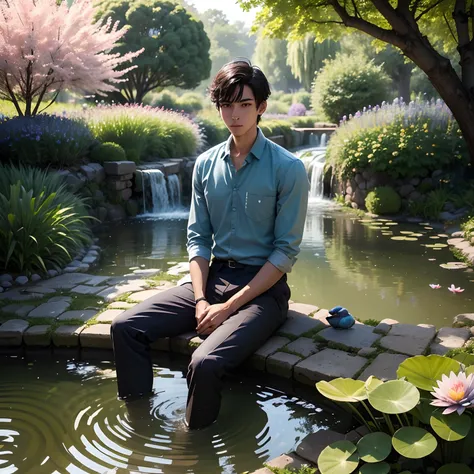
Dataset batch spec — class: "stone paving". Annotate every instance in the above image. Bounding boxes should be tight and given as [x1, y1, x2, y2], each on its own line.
[2, 264, 474, 474]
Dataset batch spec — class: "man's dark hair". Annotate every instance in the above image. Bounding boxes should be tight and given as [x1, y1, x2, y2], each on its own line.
[209, 59, 271, 124]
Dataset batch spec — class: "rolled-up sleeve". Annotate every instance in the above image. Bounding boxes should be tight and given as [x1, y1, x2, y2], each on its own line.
[268, 159, 309, 273]
[187, 159, 213, 262]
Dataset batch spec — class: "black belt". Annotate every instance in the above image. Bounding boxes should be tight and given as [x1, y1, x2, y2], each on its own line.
[212, 259, 253, 269]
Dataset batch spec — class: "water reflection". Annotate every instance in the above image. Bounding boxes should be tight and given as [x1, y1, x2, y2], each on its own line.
[0, 354, 342, 474]
[93, 200, 473, 327]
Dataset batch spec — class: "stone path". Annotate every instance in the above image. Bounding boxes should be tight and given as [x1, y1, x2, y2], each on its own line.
[1, 269, 474, 382]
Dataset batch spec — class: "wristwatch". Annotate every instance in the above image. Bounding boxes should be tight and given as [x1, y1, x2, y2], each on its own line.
[195, 297, 208, 304]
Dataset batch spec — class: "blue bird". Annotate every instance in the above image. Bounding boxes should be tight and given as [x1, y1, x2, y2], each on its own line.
[327, 306, 356, 329]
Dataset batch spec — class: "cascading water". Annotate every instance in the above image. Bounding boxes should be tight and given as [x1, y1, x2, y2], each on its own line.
[141, 170, 181, 214]
[167, 174, 181, 208]
[309, 151, 326, 199]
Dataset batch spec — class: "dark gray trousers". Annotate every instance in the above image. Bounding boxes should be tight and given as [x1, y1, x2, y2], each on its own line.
[110, 260, 291, 429]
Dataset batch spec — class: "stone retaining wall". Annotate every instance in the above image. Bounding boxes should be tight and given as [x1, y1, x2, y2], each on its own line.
[331, 168, 468, 220]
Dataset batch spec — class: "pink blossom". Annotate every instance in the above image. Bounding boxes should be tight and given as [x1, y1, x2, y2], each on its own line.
[448, 284, 465, 294]
[429, 284, 441, 289]
[431, 371, 474, 415]
[0, 0, 143, 115]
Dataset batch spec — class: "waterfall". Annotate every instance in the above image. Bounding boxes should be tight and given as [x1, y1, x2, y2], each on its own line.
[309, 150, 327, 199]
[167, 174, 181, 208]
[141, 170, 182, 214]
[320, 133, 327, 147]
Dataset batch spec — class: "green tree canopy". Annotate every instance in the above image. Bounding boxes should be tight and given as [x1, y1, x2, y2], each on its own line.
[253, 34, 300, 91]
[199, 9, 256, 86]
[239, 0, 474, 165]
[94, 0, 211, 103]
[287, 36, 340, 91]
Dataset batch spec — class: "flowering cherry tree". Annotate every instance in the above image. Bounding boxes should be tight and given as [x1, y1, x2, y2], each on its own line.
[0, 0, 143, 116]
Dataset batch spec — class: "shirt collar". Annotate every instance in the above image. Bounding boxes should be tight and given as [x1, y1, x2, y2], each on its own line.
[221, 127, 267, 160]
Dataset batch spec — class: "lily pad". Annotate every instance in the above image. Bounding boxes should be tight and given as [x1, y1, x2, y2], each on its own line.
[429, 236, 441, 239]
[392, 427, 437, 459]
[397, 355, 461, 391]
[357, 432, 392, 463]
[438, 234, 449, 237]
[465, 365, 474, 376]
[391, 236, 413, 241]
[369, 226, 383, 230]
[316, 378, 368, 402]
[359, 219, 374, 223]
[400, 231, 415, 234]
[437, 464, 474, 474]
[368, 380, 420, 414]
[410, 399, 435, 424]
[453, 354, 474, 366]
[419, 222, 430, 225]
[318, 440, 359, 474]
[430, 412, 471, 441]
[358, 463, 390, 474]
[384, 222, 398, 226]
[440, 262, 468, 270]
[365, 375, 383, 392]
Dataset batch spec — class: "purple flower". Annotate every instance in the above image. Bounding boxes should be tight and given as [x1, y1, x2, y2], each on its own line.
[431, 371, 474, 415]
[36, 135, 40, 141]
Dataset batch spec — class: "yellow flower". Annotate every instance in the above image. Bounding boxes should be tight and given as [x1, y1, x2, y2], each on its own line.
[368, 154, 374, 158]
[389, 160, 392, 164]
[392, 151, 399, 157]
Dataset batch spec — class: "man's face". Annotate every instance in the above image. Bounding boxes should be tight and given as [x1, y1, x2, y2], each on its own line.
[219, 85, 266, 137]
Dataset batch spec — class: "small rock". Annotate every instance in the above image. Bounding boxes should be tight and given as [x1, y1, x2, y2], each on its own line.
[30, 274, 41, 282]
[0, 274, 13, 283]
[15, 276, 29, 285]
[47, 269, 59, 278]
[1, 281, 12, 289]
[399, 184, 415, 197]
[0, 287, 3, 293]
[68, 260, 83, 268]
[454, 313, 474, 327]
[451, 231, 464, 238]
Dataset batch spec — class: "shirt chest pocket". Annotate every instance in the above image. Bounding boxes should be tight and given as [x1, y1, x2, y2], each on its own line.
[245, 193, 276, 221]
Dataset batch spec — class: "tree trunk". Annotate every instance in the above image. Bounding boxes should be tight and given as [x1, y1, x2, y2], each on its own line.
[395, 63, 412, 102]
[400, 38, 474, 165]
[427, 65, 474, 164]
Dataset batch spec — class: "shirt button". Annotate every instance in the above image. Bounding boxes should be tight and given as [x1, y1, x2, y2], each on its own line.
[232, 207, 236, 212]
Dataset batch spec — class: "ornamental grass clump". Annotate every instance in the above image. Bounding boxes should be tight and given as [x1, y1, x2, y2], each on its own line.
[0, 114, 95, 168]
[82, 104, 202, 162]
[327, 98, 468, 180]
[315, 354, 474, 474]
[0, 165, 92, 274]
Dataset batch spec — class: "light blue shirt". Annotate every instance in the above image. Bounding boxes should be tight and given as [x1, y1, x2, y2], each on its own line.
[187, 128, 309, 273]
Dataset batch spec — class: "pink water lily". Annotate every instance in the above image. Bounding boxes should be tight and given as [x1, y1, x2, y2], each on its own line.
[448, 284, 465, 294]
[431, 371, 474, 415]
[429, 284, 441, 289]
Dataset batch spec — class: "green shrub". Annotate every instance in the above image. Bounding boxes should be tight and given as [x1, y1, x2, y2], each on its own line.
[365, 186, 401, 214]
[0, 165, 92, 275]
[0, 114, 95, 168]
[312, 53, 390, 123]
[176, 92, 204, 114]
[293, 91, 312, 109]
[90, 142, 126, 163]
[259, 120, 294, 147]
[279, 93, 294, 105]
[84, 104, 202, 162]
[327, 99, 468, 180]
[197, 117, 229, 147]
[149, 91, 179, 110]
[266, 100, 290, 114]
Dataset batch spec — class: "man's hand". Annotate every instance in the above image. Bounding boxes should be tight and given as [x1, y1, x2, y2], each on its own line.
[195, 300, 210, 326]
[196, 303, 232, 336]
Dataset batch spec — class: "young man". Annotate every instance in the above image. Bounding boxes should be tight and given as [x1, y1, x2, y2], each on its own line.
[111, 59, 309, 430]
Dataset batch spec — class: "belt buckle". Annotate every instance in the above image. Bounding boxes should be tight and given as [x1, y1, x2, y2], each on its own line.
[228, 260, 236, 269]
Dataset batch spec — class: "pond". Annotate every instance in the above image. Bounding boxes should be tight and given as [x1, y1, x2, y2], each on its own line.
[93, 199, 473, 329]
[0, 353, 346, 474]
